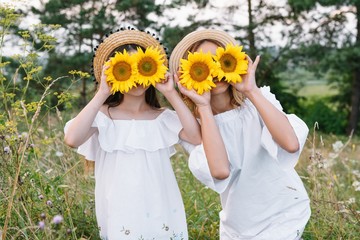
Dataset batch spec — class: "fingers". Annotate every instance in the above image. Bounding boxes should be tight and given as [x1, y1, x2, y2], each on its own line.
[176, 81, 188, 94]
[177, 81, 197, 97]
[252, 55, 260, 70]
[173, 73, 180, 83]
[246, 55, 253, 64]
[245, 55, 260, 73]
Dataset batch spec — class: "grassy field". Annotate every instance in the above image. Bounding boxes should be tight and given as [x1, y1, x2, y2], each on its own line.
[1, 113, 359, 239]
[297, 81, 338, 97]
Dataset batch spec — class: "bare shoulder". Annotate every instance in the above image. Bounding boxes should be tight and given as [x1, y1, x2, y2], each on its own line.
[99, 105, 110, 117]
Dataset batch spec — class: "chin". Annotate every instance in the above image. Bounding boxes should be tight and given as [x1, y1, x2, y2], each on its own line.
[211, 81, 230, 94]
[127, 85, 148, 96]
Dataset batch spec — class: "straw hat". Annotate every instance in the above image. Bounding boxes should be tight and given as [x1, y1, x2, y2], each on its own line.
[169, 29, 237, 74]
[92, 29, 167, 82]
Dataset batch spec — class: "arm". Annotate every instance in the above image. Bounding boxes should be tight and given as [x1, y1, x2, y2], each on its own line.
[64, 66, 111, 148]
[155, 73, 201, 145]
[234, 56, 299, 153]
[177, 79, 230, 180]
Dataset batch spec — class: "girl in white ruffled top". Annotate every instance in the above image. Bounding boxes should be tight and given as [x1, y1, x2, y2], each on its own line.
[64, 35, 201, 239]
[170, 29, 311, 240]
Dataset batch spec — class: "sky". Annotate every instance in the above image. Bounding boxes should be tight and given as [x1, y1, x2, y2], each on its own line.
[0, 0, 357, 56]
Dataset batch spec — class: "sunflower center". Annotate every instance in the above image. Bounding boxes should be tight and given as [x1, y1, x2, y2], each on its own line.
[138, 57, 157, 76]
[189, 62, 210, 82]
[220, 54, 237, 72]
[113, 62, 132, 81]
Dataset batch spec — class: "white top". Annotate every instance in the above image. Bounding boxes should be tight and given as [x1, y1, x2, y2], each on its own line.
[185, 86, 310, 240]
[65, 109, 188, 240]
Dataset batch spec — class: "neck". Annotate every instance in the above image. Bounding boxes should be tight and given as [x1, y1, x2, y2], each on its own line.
[210, 92, 234, 115]
[122, 93, 149, 113]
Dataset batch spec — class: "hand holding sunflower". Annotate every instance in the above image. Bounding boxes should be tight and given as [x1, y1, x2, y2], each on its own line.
[155, 73, 177, 96]
[231, 55, 260, 96]
[99, 65, 112, 96]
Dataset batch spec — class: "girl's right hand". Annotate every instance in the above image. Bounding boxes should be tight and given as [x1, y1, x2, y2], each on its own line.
[174, 73, 211, 108]
[98, 64, 111, 97]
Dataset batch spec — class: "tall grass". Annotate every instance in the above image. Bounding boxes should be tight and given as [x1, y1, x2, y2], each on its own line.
[1, 4, 360, 240]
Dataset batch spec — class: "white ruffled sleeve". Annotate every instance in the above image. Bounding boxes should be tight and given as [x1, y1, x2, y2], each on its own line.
[259, 86, 309, 169]
[182, 142, 232, 194]
[64, 116, 101, 162]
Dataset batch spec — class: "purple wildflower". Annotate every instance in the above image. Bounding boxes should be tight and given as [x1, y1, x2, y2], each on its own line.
[46, 200, 53, 207]
[38, 221, 45, 230]
[4, 146, 10, 154]
[52, 215, 63, 224]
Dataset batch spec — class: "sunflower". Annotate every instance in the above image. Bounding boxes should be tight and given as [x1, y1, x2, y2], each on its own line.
[105, 50, 138, 94]
[213, 44, 248, 83]
[134, 47, 167, 87]
[179, 50, 218, 95]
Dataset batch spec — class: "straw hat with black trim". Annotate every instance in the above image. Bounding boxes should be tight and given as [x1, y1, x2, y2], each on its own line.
[169, 29, 237, 74]
[92, 28, 168, 82]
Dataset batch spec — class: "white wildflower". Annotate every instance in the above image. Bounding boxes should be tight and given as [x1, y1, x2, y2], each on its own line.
[352, 181, 360, 191]
[55, 151, 63, 157]
[352, 170, 360, 178]
[346, 198, 356, 204]
[332, 140, 344, 153]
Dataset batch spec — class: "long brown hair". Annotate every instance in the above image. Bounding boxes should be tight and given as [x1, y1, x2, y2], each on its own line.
[181, 40, 245, 116]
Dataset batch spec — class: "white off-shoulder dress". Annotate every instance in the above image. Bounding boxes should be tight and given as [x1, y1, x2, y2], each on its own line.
[65, 109, 188, 240]
[185, 87, 310, 240]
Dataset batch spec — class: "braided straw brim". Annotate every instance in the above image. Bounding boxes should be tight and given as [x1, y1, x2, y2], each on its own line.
[93, 30, 167, 82]
[169, 29, 237, 74]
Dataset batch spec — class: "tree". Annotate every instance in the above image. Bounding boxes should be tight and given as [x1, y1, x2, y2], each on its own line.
[288, 0, 360, 134]
[31, 0, 164, 105]
[219, 0, 305, 113]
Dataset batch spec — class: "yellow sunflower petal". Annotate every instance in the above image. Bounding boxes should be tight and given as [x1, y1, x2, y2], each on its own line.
[213, 44, 249, 83]
[179, 50, 218, 95]
[134, 46, 168, 87]
[105, 50, 138, 94]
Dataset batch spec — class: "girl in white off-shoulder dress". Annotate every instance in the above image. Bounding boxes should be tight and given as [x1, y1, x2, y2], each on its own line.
[64, 44, 201, 239]
[172, 31, 310, 240]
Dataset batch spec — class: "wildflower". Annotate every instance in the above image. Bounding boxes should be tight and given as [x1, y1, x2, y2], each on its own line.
[4, 146, 10, 154]
[55, 151, 63, 157]
[46, 200, 53, 207]
[38, 194, 44, 200]
[66, 228, 72, 234]
[52, 215, 63, 224]
[38, 221, 45, 230]
[332, 140, 343, 152]
[352, 181, 360, 191]
[40, 213, 46, 219]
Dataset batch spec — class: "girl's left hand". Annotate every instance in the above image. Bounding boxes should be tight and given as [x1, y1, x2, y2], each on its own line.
[175, 73, 211, 107]
[155, 72, 176, 95]
[232, 55, 260, 97]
